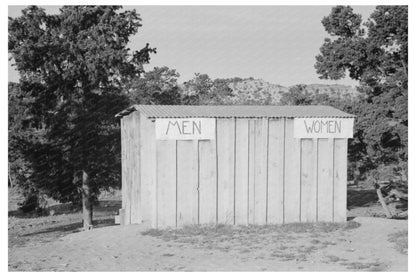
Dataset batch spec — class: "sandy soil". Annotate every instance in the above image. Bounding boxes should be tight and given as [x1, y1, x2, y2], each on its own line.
[8, 217, 407, 271]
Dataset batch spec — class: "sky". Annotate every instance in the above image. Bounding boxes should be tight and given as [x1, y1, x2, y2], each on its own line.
[8, 5, 375, 87]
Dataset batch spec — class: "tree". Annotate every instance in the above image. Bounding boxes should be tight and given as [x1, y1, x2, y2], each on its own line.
[126, 66, 182, 105]
[9, 6, 156, 228]
[315, 6, 408, 213]
[279, 85, 313, 105]
[8, 82, 44, 212]
[181, 73, 214, 105]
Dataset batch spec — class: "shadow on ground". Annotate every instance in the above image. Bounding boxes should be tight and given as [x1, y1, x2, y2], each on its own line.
[9, 200, 121, 248]
[347, 188, 378, 209]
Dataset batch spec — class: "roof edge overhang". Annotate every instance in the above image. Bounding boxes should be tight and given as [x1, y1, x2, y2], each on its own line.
[115, 105, 139, 118]
[115, 104, 356, 119]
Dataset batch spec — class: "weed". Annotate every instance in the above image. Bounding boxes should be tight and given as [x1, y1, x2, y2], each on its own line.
[341, 261, 388, 271]
[388, 230, 408, 255]
[298, 245, 318, 254]
[325, 255, 347, 263]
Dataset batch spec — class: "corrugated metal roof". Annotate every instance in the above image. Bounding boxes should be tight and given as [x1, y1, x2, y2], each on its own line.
[115, 105, 355, 118]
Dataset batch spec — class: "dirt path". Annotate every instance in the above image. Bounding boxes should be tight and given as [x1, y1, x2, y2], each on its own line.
[8, 217, 407, 271]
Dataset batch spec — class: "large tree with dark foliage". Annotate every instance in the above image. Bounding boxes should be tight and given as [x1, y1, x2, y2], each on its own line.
[315, 6, 408, 213]
[9, 6, 156, 228]
[126, 66, 182, 105]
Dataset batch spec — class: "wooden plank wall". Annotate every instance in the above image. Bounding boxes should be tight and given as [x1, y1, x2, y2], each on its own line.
[217, 119, 235, 224]
[121, 112, 141, 225]
[122, 113, 349, 228]
[267, 119, 285, 224]
[234, 119, 249, 225]
[199, 139, 217, 224]
[284, 119, 301, 223]
[139, 116, 156, 227]
[177, 141, 199, 226]
[333, 139, 348, 222]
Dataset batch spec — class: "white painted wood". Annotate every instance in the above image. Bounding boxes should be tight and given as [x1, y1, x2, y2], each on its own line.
[156, 140, 177, 228]
[235, 119, 249, 225]
[300, 138, 317, 222]
[130, 112, 141, 224]
[267, 119, 285, 224]
[124, 114, 132, 224]
[333, 139, 348, 222]
[217, 119, 235, 224]
[317, 138, 334, 222]
[177, 140, 199, 226]
[294, 117, 354, 138]
[139, 116, 157, 227]
[199, 138, 217, 224]
[120, 117, 127, 212]
[254, 118, 268, 224]
[123, 112, 350, 228]
[155, 118, 216, 140]
[248, 120, 256, 224]
[284, 119, 301, 223]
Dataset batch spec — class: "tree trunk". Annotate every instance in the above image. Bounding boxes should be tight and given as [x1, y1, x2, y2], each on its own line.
[375, 182, 393, 219]
[82, 170, 93, 230]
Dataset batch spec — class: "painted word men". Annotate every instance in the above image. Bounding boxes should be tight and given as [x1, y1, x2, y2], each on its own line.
[166, 120, 202, 135]
[155, 118, 216, 140]
[294, 118, 354, 138]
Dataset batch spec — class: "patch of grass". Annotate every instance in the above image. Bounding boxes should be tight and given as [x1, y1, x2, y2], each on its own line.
[298, 245, 318, 254]
[325, 255, 347, 263]
[340, 261, 388, 271]
[142, 221, 360, 239]
[388, 230, 408, 255]
[271, 252, 296, 261]
[342, 220, 361, 230]
[141, 222, 360, 259]
[321, 240, 337, 246]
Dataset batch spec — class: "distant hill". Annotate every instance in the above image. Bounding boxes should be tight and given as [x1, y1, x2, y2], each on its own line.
[224, 78, 360, 105]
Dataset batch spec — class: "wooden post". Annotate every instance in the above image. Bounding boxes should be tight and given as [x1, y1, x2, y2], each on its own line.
[375, 182, 393, 218]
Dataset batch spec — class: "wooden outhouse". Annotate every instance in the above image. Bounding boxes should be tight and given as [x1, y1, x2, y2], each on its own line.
[116, 105, 355, 228]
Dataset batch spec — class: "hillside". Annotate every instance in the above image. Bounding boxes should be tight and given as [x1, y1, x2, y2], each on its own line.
[223, 78, 360, 105]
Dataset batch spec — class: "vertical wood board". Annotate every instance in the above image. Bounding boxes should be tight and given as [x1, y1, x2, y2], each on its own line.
[267, 119, 285, 224]
[216, 119, 235, 224]
[284, 119, 301, 223]
[333, 139, 348, 222]
[317, 138, 334, 222]
[120, 117, 127, 212]
[156, 140, 177, 228]
[300, 139, 317, 222]
[124, 114, 133, 224]
[139, 116, 157, 227]
[248, 120, 256, 224]
[254, 118, 268, 224]
[198, 139, 217, 224]
[177, 140, 199, 226]
[130, 112, 141, 224]
[234, 119, 249, 225]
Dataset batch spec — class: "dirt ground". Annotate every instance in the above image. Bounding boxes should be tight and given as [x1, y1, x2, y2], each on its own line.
[8, 187, 407, 271]
[8, 217, 407, 271]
